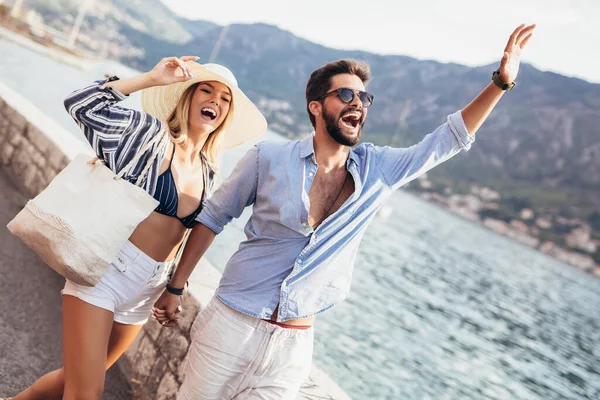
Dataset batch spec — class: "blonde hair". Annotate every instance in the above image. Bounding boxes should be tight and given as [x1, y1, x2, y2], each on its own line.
[166, 83, 233, 163]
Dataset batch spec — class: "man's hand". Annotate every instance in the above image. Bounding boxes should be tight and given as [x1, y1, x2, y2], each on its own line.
[153, 289, 182, 327]
[499, 24, 536, 84]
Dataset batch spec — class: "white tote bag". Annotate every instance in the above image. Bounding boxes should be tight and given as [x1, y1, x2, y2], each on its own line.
[7, 132, 169, 286]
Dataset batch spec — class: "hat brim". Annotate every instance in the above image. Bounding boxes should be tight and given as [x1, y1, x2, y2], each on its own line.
[140, 62, 267, 149]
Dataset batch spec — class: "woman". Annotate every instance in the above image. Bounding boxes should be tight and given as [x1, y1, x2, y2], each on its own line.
[12, 56, 266, 400]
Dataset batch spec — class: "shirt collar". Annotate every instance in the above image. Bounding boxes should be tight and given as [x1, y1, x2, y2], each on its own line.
[348, 148, 359, 166]
[299, 132, 360, 167]
[299, 133, 315, 159]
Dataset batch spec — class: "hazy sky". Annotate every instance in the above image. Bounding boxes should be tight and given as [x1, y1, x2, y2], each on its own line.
[161, 0, 599, 84]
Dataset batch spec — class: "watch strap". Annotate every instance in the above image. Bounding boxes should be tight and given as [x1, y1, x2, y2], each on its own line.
[166, 283, 185, 296]
[492, 69, 515, 90]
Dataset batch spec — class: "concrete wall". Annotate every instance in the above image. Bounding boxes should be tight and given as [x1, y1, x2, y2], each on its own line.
[0, 82, 350, 400]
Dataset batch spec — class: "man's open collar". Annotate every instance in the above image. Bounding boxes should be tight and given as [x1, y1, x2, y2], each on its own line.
[299, 133, 315, 159]
[299, 132, 360, 166]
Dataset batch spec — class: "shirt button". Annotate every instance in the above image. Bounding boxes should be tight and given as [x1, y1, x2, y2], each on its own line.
[297, 259, 303, 264]
[308, 172, 314, 177]
[302, 222, 307, 227]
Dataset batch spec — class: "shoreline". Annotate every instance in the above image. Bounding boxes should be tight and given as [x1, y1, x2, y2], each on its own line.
[0, 24, 92, 70]
[411, 183, 600, 278]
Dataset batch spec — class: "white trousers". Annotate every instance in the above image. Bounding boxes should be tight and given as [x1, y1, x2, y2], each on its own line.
[177, 297, 314, 400]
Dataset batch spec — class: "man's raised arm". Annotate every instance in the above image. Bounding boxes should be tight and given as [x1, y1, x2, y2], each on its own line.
[376, 24, 535, 190]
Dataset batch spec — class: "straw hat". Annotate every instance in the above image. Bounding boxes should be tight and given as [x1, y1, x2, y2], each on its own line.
[140, 61, 267, 149]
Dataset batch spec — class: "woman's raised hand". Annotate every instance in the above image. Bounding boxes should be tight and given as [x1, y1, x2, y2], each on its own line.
[145, 56, 199, 86]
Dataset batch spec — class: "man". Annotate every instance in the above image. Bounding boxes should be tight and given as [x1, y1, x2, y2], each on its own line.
[155, 24, 536, 399]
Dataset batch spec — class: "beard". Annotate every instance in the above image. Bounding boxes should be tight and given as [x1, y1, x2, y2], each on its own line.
[323, 105, 365, 147]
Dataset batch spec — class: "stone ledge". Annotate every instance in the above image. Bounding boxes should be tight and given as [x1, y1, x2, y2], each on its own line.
[0, 81, 88, 161]
[0, 81, 89, 196]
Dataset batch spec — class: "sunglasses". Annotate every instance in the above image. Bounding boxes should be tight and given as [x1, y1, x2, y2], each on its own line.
[316, 88, 374, 108]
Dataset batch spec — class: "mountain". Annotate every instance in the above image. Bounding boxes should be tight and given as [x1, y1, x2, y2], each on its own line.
[20, 0, 192, 43]
[9, 0, 600, 228]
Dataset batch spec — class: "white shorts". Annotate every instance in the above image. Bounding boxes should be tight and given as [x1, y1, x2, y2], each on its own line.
[178, 297, 314, 400]
[62, 240, 175, 325]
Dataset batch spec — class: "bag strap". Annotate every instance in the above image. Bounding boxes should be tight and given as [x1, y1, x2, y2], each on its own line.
[133, 133, 170, 186]
[115, 130, 165, 179]
[113, 129, 170, 185]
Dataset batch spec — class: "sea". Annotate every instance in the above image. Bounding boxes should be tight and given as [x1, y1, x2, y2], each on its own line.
[1, 36, 599, 400]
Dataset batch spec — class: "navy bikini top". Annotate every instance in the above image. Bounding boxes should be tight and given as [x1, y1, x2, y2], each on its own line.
[153, 146, 205, 228]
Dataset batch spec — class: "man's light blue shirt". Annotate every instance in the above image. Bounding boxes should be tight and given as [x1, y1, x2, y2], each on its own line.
[196, 111, 474, 322]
